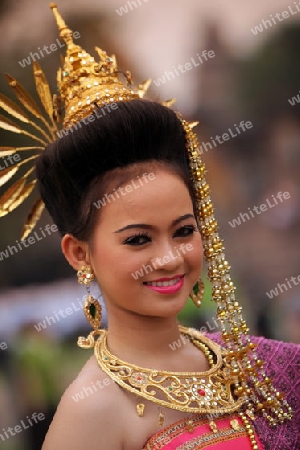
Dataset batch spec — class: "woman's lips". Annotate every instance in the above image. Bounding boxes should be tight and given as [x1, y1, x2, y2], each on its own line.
[143, 275, 184, 294]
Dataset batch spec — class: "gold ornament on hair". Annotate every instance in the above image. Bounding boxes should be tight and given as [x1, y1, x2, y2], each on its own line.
[179, 115, 293, 426]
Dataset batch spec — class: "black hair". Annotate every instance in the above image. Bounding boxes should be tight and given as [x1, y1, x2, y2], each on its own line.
[36, 99, 195, 240]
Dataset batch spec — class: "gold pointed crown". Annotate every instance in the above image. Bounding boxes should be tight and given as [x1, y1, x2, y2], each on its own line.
[50, 3, 146, 127]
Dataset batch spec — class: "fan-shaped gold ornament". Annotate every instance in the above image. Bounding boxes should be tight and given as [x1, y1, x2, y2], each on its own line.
[0, 3, 163, 237]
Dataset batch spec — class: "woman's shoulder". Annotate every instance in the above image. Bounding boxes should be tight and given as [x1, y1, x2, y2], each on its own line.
[248, 334, 300, 373]
[206, 331, 299, 387]
[206, 331, 299, 367]
[42, 355, 124, 450]
[63, 354, 117, 402]
[206, 331, 300, 449]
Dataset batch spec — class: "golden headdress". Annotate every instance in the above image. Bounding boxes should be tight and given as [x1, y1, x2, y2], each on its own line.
[0, 3, 151, 239]
[0, 3, 292, 427]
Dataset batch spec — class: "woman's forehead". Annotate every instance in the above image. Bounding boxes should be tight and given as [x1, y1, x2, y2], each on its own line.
[94, 170, 194, 228]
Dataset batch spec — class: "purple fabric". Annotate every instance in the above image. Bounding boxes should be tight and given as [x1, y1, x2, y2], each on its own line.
[208, 333, 300, 450]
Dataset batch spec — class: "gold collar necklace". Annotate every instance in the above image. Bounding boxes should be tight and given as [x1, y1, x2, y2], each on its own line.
[94, 326, 246, 416]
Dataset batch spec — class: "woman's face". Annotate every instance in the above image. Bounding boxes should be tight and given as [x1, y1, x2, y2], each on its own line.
[88, 166, 203, 319]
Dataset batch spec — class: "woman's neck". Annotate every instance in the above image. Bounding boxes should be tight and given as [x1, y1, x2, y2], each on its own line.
[105, 311, 185, 367]
[103, 308, 211, 373]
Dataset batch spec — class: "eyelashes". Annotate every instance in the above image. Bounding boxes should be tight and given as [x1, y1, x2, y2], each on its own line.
[122, 231, 151, 246]
[122, 225, 197, 246]
[174, 225, 197, 238]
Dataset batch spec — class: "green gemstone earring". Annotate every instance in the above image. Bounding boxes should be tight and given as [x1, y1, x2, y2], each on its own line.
[77, 266, 102, 349]
[190, 278, 205, 308]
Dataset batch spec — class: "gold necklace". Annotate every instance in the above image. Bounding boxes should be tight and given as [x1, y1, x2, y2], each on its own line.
[94, 326, 246, 415]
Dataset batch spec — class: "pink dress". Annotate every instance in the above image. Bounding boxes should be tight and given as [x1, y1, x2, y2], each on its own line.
[143, 414, 264, 449]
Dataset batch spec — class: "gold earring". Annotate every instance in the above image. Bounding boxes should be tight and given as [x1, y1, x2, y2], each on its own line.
[189, 278, 204, 308]
[77, 265, 102, 349]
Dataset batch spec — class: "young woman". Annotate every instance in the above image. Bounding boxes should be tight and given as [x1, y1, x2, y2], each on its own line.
[36, 98, 298, 450]
[0, 5, 299, 450]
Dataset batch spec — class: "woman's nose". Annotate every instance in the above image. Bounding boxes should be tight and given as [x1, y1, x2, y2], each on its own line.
[151, 244, 185, 270]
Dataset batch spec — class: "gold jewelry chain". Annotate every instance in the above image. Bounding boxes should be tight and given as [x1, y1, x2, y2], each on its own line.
[94, 326, 246, 415]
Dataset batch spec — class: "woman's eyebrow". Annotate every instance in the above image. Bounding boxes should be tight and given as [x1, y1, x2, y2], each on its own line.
[114, 214, 195, 234]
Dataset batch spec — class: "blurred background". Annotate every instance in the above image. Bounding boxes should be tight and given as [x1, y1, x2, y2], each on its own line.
[0, 0, 300, 448]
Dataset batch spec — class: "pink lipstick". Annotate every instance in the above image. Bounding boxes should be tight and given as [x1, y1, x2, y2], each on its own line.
[143, 275, 184, 295]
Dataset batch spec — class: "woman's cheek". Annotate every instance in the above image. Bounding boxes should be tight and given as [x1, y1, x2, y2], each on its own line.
[189, 238, 203, 270]
[119, 251, 147, 281]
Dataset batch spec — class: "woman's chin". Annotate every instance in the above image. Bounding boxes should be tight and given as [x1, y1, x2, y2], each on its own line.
[144, 299, 188, 318]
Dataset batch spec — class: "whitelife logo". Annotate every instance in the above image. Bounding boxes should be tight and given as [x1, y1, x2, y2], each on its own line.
[71, 378, 113, 402]
[228, 191, 291, 228]
[199, 121, 253, 154]
[169, 317, 220, 351]
[93, 172, 155, 209]
[18, 31, 81, 68]
[0, 342, 8, 351]
[56, 103, 118, 139]
[250, 2, 300, 35]
[0, 224, 58, 261]
[153, 50, 215, 87]
[131, 243, 193, 280]
[33, 297, 86, 332]
[116, 0, 150, 16]
[288, 90, 300, 106]
[0, 413, 45, 443]
[0, 153, 21, 171]
[266, 274, 300, 299]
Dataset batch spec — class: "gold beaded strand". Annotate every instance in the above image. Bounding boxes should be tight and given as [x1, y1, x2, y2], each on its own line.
[178, 115, 294, 426]
[239, 412, 260, 450]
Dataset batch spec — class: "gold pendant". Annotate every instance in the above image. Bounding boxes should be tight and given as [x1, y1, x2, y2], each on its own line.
[136, 403, 145, 417]
[158, 409, 164, 426]
[209, 420, 218, 433]
[230, 419, 241, 431]
[187, 420, 194, 433]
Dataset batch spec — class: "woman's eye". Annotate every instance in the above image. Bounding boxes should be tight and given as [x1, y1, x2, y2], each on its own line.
[123, 232, 151, 246]
[174, 225, 197, 238]
[122, 226, 196, 246]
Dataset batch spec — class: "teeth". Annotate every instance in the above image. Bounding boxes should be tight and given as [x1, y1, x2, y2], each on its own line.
[146, 277, 181, 287]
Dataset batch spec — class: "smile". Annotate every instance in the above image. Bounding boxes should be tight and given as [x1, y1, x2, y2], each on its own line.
[144, 277, 181, 287]
[143, 275, 184, 294]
